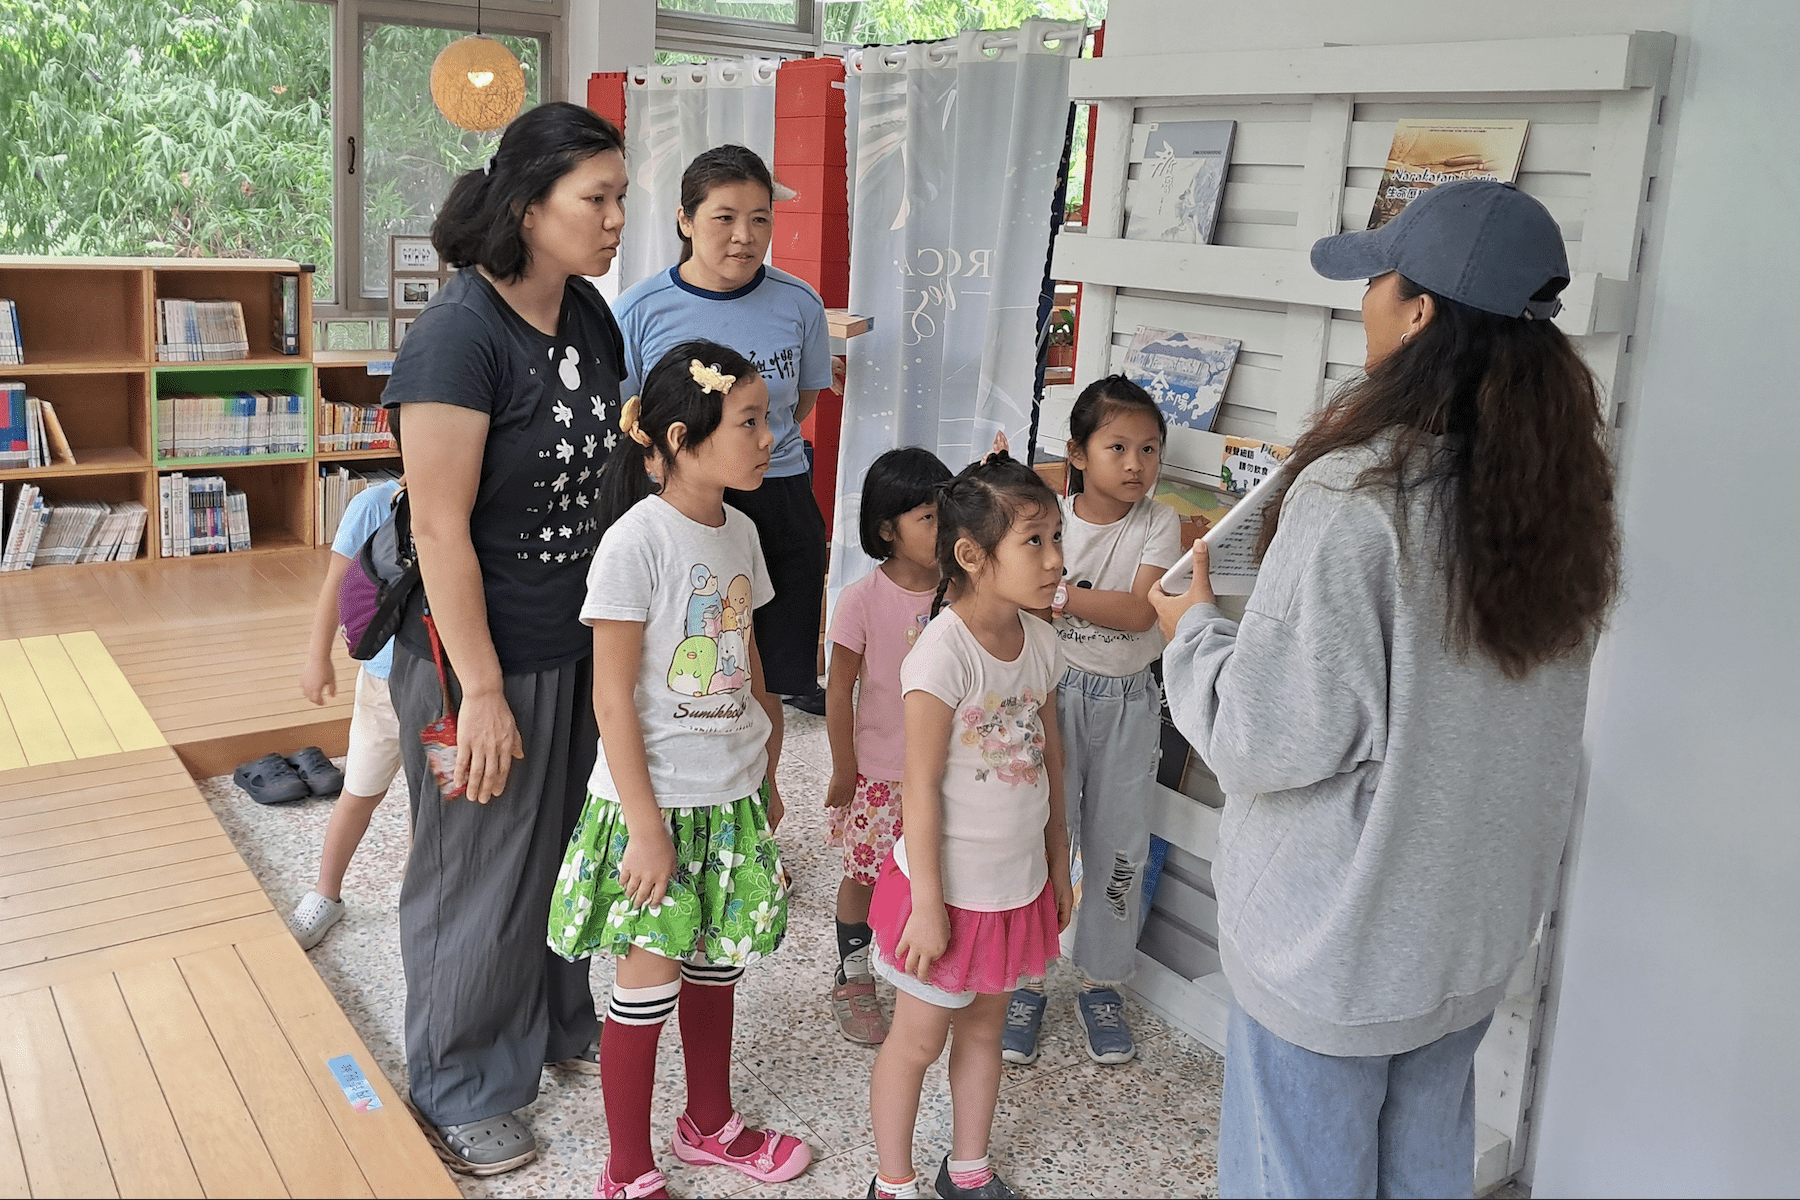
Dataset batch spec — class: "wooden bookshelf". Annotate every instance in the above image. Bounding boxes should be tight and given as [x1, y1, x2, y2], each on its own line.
[0, 256, 332, 569]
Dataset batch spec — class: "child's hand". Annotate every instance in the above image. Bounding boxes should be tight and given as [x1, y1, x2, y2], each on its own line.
[766, 781, 786, 832]
[1149, 541, 1217, 641]
[618, 822, 678, 910]
[1052, 870, 1074, 933]
[896, 902, 951, 981]
[300, 656, 336, 706]
[826, 769, 857, 809]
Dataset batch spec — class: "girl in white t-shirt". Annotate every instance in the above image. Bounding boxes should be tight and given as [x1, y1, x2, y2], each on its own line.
[548, 340, 813, 1199]
[866, 450, 1074, 1200]
[1005, 376, 1181, 1071]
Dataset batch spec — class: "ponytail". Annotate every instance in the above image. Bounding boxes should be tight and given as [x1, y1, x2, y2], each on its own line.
[930, 575, 954, 619]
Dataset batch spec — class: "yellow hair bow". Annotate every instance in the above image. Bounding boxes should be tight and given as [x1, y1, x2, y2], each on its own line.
[619, 395, 652, 447]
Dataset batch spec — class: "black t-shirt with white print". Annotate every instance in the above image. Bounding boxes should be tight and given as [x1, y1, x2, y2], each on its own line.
[383, 267, 626, 675]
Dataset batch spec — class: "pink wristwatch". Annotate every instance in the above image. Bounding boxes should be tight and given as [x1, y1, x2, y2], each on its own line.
[1051, 581, 1069, 618]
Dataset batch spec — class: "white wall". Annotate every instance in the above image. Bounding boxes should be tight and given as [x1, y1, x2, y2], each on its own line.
[1529, 1, 1800, 1192]
[566, 0, 655, 101]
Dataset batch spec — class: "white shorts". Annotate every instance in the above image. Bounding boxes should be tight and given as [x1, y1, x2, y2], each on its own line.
[343, 667, 403, 798]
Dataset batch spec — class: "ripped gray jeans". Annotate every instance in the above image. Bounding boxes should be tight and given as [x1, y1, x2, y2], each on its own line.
[1058, 663, 1161, 986]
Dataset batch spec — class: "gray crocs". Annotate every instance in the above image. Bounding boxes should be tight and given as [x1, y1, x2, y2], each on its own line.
[412, 1105, 538, 1176]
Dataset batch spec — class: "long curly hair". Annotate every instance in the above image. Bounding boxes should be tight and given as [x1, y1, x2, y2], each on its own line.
[1257, 276, 1620, 678]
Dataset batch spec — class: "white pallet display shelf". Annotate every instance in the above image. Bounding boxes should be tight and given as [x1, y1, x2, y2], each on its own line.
[1059, 30, 1676, 1191]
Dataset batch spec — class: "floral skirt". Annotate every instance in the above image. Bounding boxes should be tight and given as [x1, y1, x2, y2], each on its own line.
[826, 774, 904, 886]
[547, 783, 788, 967]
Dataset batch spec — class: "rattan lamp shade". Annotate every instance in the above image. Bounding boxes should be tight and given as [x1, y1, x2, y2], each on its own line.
[431, 35, 525, 132]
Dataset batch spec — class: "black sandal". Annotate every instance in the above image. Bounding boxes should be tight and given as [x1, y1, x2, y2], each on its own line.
[287, 746, 345, 797]
[233, 752, 312, 805]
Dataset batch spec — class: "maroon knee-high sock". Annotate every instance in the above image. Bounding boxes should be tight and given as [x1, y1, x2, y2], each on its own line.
[600, 1015, 664, 1182]
[677, 980, 761, 1153]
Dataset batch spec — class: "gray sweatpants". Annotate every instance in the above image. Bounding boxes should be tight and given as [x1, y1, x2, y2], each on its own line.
[1058, 663, 1161, 986]
[389, 644, 600, 1126]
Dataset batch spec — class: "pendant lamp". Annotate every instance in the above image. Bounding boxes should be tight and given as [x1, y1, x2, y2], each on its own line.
[431, 2, 525, 132]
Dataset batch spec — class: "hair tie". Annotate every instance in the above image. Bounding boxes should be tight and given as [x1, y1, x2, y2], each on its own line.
[619, 395, 652, 447]
[689, 360, 736, 395]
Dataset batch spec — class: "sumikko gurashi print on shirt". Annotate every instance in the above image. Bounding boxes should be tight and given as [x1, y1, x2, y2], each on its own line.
[669, 564, 754, 697]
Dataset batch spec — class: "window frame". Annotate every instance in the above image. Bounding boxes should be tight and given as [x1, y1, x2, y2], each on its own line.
[314, 0, 566, 320]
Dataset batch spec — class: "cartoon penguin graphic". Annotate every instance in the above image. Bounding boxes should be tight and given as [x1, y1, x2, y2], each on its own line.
[668, 636, 717, 697]
[686, 565, 723, 638]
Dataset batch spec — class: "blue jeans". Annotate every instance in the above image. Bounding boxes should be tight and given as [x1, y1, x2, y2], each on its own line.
[1219, 1001, 1491, 1199]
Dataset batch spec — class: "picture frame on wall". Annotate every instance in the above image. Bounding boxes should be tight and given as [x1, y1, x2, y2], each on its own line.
[392, 275, 440, 310]
[391, 316, 414, 348]
[391, 235, 440, 274]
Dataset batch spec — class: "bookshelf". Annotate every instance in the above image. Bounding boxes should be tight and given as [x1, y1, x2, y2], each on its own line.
[0, 255, 319, 566]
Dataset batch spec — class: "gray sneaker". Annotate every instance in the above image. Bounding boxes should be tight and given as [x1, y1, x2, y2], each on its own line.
[287, 889, 345, 950]
[411, 1106, 538, 1176]
[1076, 986, 1136, 1064]
[1000, 988, 1047, 1065]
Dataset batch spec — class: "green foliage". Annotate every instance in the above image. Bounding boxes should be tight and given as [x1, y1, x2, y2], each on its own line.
[823, 0, 1108, 45]
[0, 0, 334, 294]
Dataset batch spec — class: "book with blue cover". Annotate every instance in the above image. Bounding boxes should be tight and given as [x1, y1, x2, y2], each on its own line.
[1126, 120, 1236, 245]
[1121, 326, 1241, 433]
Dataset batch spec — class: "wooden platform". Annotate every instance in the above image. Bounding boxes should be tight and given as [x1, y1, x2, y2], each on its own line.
[0, 551, 456, 1198]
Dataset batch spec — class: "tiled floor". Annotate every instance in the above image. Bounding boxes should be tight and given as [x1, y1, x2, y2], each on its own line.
[198, 707, 1226, 1199]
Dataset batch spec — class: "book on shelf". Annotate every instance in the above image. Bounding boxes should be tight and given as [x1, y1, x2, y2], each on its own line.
[1221, 436, 1291, 495]
[0, 486, 142, 569]
[318, 401, 395, 453]
[158, 472, 252, 557]
[317, 464, 400, 544]
[0, 300, 22, 366]
[1125, 119, 1236, 245]
[157, 390, 306, 459]
[1122, 326, 1242, 433]
[1367, 119, 1531, 230]
[156, 298, 250, 362]
[1, 381, 27, 469]
[1159, 459, 1293, 598]
[271, 274, 301, 355]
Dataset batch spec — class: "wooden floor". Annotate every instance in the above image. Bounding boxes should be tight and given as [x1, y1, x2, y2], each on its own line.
[0, 551, 456, 1198]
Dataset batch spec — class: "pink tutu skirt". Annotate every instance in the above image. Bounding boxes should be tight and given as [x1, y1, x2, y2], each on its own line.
[868, 852, 1061, 995]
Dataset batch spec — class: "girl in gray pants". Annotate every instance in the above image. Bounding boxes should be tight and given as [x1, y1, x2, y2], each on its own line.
[1003, 377, 1183, 1067]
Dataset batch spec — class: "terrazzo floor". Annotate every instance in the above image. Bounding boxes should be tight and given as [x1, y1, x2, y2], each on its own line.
[197, 706, 1226, 1199]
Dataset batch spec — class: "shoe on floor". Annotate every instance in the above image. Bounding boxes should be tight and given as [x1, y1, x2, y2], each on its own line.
[671, 1110, 812, 1183]
[595, 1161, 670, 1198]
[934, 1156, 1018, 1198]
[783, 686, 828, 716]
[287, 745, 345, 796]
[550, 1040, 601, 1075]
[831, 976, 889, 1045]
[287, 889, 345, 950]
[866, 1173, 924, 1199]
[1000, 987, 1047, 1065]
[410, 1105, 538, 1176]
[1076, 985, 1137, 1064]
[232, 752, 311, 805]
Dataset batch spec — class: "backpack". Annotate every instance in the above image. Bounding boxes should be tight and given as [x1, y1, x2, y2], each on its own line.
[338, 486, 421, 660]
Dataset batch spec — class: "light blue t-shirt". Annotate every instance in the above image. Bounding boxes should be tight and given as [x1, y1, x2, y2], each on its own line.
[331, 479, 401, 679]
[615, 265, 833, 478]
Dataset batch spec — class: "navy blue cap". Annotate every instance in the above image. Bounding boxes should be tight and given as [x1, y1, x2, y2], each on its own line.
[1311, 180, 1570, 320]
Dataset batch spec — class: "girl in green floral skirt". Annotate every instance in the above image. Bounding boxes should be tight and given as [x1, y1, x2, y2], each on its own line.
[549, 341, 813, 1199]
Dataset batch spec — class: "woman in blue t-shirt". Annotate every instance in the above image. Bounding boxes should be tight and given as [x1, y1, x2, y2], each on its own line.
[614, 145, 834, 706]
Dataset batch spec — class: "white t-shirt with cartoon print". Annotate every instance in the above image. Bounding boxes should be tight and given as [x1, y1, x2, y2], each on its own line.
[581, 496, 776, 808]
[896, 609, 1065, 911]
[1054, 494, 1184, 677]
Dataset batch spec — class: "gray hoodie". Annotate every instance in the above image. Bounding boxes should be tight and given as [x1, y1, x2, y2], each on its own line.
[1162, 439, 1592, 1056]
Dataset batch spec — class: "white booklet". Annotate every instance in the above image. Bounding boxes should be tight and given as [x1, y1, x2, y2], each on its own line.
[1160, 461, 1291, 597]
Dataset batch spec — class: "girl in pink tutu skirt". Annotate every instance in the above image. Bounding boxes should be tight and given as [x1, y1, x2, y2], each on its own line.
[866, 448, 1074, 1200]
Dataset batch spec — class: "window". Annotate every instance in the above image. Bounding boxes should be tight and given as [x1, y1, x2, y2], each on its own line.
[821, 0, 1107, 47]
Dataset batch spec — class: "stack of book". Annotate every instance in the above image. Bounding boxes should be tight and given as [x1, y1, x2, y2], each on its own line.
[317, 402, 395, 452]
[156, 298, 250, 361]
[1, 487, 146, 569]
[0, 300, 21, 366]
[317, 465, 399, 543]
[157, 391, 307, 459]
[158, 473, 251, 556]
[2, 382, 77, 470]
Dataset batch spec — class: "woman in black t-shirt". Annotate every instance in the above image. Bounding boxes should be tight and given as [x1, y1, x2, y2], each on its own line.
[380, 101, 626, 1176]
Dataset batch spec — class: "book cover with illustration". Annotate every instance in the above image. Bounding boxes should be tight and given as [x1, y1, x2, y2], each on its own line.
[1122, 326, 1241, 433]
[1152, 474, 1237, 550]
[1221, 436, 1291, 495]
[1367, 119, 1530, 230]
[1126, 120, 1236, 244]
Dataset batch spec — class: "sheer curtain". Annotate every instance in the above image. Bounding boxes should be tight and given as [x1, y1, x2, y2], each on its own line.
[829, 21, 1081, 614]
[617, 58, 780, 291]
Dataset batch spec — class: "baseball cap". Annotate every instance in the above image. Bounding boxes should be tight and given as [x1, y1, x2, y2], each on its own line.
[1311, 180, 1569, 320]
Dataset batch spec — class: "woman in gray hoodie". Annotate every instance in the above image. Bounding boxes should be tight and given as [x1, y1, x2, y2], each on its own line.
[1152, 180, 1619, 1199]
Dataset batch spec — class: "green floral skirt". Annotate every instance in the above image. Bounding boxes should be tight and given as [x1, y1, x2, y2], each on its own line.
[547, 783, 789, 967]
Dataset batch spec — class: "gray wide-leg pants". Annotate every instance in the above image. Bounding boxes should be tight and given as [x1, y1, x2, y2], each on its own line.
[389, 644, 600, 1126]
[1058, 663, 1161, 986]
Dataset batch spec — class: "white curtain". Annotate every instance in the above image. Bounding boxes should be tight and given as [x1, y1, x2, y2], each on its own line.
[617, 58, 780, 291]
[829, 22, 1081, 615]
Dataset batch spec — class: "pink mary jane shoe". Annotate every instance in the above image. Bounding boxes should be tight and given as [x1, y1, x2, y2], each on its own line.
[670, 1111, 812, 1183]
[594, 1162, 669, 1199]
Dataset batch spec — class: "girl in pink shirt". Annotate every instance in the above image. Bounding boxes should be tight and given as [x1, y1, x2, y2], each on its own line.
[824, 448, 951, 1046]
[866, 450, 1074, 1200]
